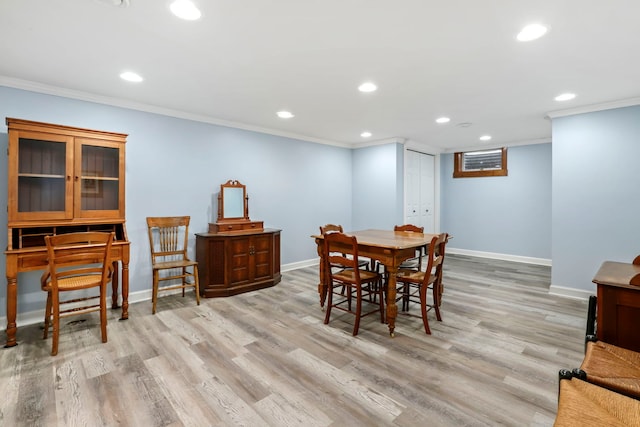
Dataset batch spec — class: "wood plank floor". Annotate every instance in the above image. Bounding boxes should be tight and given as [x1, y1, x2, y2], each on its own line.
[0, 255, 589, 426]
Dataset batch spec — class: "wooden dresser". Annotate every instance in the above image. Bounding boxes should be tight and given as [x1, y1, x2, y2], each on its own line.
[4, 118, 130, 347]
[196, 229, 281, 297]
[195, 180, 281, 298]
[592, 261, 640, 352]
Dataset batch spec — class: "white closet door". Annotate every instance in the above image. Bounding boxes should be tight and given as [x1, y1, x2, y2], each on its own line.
[405, 150, 435, 233]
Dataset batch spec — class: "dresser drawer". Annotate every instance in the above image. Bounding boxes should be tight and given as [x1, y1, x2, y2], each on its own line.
[208, 221, 264, 233]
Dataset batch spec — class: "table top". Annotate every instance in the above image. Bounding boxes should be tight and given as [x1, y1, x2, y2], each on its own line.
[312, 228, 438, 249]
[593, 261, 640, 289]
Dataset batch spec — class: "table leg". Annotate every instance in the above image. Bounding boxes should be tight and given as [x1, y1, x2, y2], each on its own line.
[111, 261, 120, 309]
[4, 274, 18, 347]
[120, 259, 129, 320]
[386, 265, 399, 337]
[316, 238, 327, 308]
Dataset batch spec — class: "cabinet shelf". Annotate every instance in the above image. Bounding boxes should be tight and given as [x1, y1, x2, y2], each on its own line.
[18, 173, 65, 179]
[7, 118, 126, 221]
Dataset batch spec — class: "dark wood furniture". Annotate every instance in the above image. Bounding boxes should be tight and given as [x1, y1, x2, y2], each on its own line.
[4, 118, 130, 348]
[322, 232, 384, 336]
[592, 261, 640, 352]
[196, 229, 281, 297]
[196, 179, 281, 297]
[146, 216, 200, 314]
[313, 229, 438, 336]
[41, 231, 114, 355]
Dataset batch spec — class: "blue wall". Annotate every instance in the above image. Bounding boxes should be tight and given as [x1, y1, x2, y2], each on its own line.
[552, 105, 640, 292]
[352, 143, 404, 230]
[441, 143, 552, 259]
[0, 86, 362, 317]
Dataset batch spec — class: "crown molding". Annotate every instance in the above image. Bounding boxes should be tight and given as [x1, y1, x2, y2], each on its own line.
[0, 76, 355, 148]
[546, 96, 640, 119]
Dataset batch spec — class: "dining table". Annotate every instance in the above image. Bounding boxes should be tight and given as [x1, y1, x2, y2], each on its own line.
[312, 229, 438, 336]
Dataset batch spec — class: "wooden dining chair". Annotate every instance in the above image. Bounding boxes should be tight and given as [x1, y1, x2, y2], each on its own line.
[394, 224, 425, 271]
[395, 233, 448, 334]
[573, 296, 640, 400]
[555, 373, 640, 426]
[41, 231, 114, 356]
[146, 216, 200, 314]
[323, 232, 384, 336]
[319, 224, 371, 270]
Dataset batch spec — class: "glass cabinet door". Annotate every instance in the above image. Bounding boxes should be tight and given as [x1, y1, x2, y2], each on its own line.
[8, 131, 74, 221]
[74, 138, 125, 219]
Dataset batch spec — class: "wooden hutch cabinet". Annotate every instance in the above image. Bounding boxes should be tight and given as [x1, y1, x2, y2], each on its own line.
[4, 118, 130, 347]
[196, 180, 281, 297]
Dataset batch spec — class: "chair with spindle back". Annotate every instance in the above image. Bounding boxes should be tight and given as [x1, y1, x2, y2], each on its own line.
[146, 216, 200, 314]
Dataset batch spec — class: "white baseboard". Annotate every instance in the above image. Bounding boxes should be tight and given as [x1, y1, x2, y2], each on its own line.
[446, 247, 552, 266]
[549, 285, 594, 301]
[282, 258, 318, 272]
[0, 287, 177, 329]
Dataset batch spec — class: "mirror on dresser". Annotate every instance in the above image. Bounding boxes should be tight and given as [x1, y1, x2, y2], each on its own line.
[198, 179, 281, 298]
[210, 179, 263, 233]
[220, 180, 247, 220]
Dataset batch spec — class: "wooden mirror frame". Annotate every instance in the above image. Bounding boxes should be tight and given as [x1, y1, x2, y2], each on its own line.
[217, 180, 249, 222]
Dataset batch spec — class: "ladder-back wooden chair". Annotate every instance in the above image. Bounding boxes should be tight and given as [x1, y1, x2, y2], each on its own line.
[41, 231, 114, 356]
[323, 232, 384, 336]
[572, 294, 640, 400]
[394, 224, 425, 271]
[395, 233, 448, 334]
[146, 216, 200, 314]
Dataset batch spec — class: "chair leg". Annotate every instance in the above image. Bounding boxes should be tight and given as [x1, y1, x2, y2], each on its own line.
[100, 283, 108, 343]
[432, 284, 442, 321]
[182, 267, 186, 297]
[377, 278, 385, 323]
[51, 289, 60, 356]
[419, 286, 431, 335]
[43, 291, 52, 339]
[152, 271, 159, 314]
[193, 266, 201, 306]
[324, 284, 334, 325]
[353, 286, 362, 336]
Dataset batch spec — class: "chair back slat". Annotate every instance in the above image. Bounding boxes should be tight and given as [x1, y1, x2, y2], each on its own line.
[147, 216, 191, 263]
[324, 232, 361, 281]
[45, 231, 114, 290]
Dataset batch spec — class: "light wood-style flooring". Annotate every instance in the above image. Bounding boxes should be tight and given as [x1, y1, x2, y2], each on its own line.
[0, 255, 589, 426]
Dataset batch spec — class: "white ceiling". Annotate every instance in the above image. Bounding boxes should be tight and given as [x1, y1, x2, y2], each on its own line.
[2, 0, 640, 152]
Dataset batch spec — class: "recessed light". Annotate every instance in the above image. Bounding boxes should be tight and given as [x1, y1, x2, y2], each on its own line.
[435, 117, 450, 124]
[479, 135, 492, 141]
[97, 0, 130, 6]
[170, 0, 201, 20]
[361, 131, 372, 138]
[358, 82, 377, 93]
[555, 93, 576, 102]
[517, 24, 548, 42]
[119, 71, 143, 82]
[277, 111, 294, 119]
